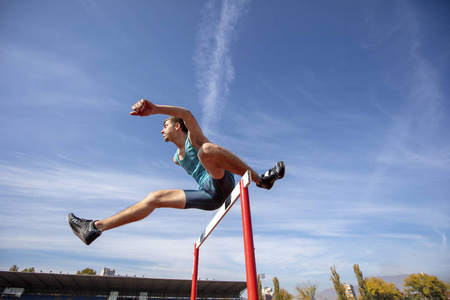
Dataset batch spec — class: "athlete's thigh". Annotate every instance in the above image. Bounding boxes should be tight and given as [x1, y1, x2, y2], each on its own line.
[184, 171, 235, 211]
[152, 189, 186, 209]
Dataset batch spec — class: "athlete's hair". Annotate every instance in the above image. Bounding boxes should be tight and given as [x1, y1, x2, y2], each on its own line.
[165, 116, 188, 133]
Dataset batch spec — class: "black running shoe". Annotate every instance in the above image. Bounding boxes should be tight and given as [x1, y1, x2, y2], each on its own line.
[257, 161, 285, 190]
[67, 213, 102, 245]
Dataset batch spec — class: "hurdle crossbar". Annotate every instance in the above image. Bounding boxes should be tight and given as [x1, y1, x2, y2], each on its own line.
[191, 170, 258, 300]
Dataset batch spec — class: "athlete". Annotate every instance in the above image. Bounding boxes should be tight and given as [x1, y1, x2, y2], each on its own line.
[68, 99, 285, 245]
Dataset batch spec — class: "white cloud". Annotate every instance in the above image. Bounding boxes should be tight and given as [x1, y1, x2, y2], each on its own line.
[434, 229, 448, 249]
[0, 161, 170, 203]
[194, 0, 249, 135]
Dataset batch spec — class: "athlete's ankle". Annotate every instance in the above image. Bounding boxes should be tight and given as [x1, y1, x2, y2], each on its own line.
[256, 175, 261, 186]
[252, 173, 261, 185]
[257, 161, 285, 190]
[94, 221, 104, 232]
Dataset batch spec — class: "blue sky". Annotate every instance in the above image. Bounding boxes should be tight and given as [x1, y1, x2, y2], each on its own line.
[1, 0, 449, 296]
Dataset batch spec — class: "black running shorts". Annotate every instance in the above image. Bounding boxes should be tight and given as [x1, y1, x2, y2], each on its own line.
[184, 171, 236, 211]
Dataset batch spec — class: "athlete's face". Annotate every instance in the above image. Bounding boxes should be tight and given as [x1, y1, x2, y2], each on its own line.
[161, 120, 176, 142]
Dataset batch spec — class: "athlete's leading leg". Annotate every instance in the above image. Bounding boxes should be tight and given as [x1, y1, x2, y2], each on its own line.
[198, 143, 285, 189]
[198, 143, 260, 183]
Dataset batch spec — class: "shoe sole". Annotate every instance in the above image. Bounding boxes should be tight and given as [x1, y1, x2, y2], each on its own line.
[277, 161, 285, 179]
[67, 213, 89, 245]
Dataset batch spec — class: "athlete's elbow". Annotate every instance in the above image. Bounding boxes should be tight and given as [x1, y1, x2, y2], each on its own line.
[183, 109, 194, 119]
[182, 110, 196, 124]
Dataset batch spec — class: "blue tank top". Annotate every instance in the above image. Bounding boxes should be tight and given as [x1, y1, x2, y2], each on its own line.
[174, 137, 209, 185]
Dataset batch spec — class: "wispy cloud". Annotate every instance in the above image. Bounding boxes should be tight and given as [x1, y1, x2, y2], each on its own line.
[194, 0, 249, 135]
[361, 2, 450, 206]
[0, 42, 121, 111]
[0, 160, 174, 203]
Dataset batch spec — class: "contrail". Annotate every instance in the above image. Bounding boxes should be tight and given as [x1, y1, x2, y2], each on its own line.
[194, 0, 249, 135]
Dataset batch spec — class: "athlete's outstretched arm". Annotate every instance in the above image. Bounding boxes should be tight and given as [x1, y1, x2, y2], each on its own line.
[129, 99, 284, 188]
[130, 99, 208, 146]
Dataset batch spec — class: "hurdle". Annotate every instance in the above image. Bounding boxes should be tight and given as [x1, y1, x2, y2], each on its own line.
[190, 170, 258, 300]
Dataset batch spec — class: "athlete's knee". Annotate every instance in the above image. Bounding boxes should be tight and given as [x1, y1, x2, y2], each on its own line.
[143, 191, 164, 207]
[198, 143, 220, 162]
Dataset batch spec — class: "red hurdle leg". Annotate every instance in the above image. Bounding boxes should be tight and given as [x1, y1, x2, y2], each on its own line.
[189, 171, 253, 299]
[191, 244, 199, 300]
[240, 179, 258, 300]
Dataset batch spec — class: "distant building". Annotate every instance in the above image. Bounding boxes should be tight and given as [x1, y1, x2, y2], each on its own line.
[344, 284, 356, 299]
[262, 287, 274, 300]
[101, 268, 116, 276]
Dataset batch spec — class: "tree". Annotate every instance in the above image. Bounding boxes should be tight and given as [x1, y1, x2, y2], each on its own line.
[279, 288, 293, 300]
[258, 274, 264, 300]
[296, 281, 318, 300]
[365, 277, 403, 300]
[21, 267, 35, 272]
[9, 265, 19, 272]
[353, 264, 369, 300]
[330, 266, 347, 300]
[77, 267, 97, 275]
[273, 277, 280, 300]
[404, 273, 448, 300]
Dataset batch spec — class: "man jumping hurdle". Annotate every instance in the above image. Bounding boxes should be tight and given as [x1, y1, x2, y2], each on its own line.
[68, 99, 285, 245]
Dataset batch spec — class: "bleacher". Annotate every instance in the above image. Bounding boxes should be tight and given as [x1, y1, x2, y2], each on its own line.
[2, 296, 107, 300]
[0, 271, 245, 300]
